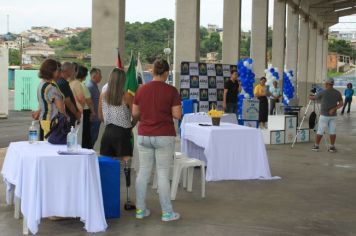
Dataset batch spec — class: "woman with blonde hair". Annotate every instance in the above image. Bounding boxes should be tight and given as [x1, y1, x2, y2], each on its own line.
[99, 68, 137, 209]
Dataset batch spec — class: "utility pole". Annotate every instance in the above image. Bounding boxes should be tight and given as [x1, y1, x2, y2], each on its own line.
[6, 15, 9, 33]
[20, 36, 23, 69]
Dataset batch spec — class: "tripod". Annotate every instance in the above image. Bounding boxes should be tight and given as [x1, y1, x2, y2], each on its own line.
[291, 99, 328, 148]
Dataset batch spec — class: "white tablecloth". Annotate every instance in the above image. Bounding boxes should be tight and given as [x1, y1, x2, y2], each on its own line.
[181, 123, 277, 181]
[1, 141, 107, 234]
[181, 112, 237, 152]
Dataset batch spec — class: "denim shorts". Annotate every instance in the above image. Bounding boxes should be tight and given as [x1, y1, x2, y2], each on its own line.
[317, 115, 337, 135]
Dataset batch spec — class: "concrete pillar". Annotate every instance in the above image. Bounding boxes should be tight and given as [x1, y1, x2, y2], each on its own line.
[315, 31, 324, 84]
[307, 24, 317, 93]
[91, 0, 125, 151]
[251, 0, 269, 79]
[322, 34, 328, 82]
[173, 0, 200, 88]
[222, 0, 241, 64]
[297, 15, 309, 106]
[0, 47, 9, 118]
[285, 4, 299, 76]
[92, 0, 125, 86]
[272, 0, 286, 85]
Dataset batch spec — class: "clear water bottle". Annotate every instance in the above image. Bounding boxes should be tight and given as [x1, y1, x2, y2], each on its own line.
[67, 126, 77, 152]
[28, 121, 38, 144]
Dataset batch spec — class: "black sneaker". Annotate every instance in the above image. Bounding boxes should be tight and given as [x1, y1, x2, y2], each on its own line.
[312, 145, 319, 152]
[328, 146, 337, 153]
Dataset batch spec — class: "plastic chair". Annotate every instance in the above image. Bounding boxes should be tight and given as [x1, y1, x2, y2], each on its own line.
[170, 154, 205, 200]
[152, 152, 189, 189]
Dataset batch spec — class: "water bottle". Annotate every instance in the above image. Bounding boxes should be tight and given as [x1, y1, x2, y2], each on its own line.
[67, 126, 77, 152]
[28, 121, 38, 144]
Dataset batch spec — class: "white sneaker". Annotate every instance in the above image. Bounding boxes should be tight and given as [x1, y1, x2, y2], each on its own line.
[161, 212, 180, 222]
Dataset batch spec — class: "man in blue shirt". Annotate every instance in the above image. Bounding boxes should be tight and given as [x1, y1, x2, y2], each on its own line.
[87, 68, 102, 147]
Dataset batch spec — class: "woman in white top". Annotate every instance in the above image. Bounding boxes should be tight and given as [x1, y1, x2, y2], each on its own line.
[98, 68, 137, 210]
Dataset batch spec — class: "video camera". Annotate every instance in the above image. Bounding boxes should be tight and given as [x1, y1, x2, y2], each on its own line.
[310, 84, 323, 95]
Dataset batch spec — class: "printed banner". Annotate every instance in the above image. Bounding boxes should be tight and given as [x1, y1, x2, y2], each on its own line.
[180, 62, 236, 112]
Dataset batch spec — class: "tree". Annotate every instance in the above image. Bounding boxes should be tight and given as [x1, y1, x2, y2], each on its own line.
[329, 39, 356, 59]
[9, 49, 20, 65]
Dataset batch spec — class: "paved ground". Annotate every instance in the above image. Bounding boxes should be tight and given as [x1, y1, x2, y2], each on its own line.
[0, 101, 356, 235]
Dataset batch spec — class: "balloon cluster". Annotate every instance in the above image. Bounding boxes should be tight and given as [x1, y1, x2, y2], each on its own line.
[237, 58, 255, 116]
[282, 70, 295, 105]
[264, 65, 280, 86]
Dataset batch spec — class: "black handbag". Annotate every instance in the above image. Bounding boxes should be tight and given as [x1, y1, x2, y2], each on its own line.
[45, 113, 71, 144]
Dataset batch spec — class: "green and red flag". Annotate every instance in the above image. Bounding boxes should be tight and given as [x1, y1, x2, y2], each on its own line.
[124, 54, 139, 96]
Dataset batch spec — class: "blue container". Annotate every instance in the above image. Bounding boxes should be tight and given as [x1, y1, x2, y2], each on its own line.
[182, 99, 194, 115]
[98, 156, 120, 218]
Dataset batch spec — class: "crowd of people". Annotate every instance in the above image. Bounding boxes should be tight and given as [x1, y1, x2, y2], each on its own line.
[33, 58, 182, 222]
[33, 59, 102, 148]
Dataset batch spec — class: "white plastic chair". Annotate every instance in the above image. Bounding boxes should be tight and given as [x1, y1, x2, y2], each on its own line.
[170, 154, 205, 200]
[152, 152, 189, 189]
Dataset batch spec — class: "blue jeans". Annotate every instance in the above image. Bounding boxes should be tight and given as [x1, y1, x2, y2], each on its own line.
[136, 136, 175, 213]
[90, 121, 101, 147]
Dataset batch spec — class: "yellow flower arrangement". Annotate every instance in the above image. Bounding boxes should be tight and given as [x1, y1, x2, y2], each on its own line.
[208, 108, 224, 118]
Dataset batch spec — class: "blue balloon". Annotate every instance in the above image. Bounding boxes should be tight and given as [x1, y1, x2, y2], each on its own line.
[247, 58, 253, 64]
[273, 72, 278, 77]
[270, 68, 275, 73]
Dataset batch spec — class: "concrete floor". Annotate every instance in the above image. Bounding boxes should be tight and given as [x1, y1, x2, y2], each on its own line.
[1, 108, 356, 235]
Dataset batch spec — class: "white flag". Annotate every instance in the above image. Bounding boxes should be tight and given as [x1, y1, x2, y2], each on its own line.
[136, 53, 144, 85]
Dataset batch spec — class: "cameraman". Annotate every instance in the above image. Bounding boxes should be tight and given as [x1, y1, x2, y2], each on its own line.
[309, 78, 343, 152]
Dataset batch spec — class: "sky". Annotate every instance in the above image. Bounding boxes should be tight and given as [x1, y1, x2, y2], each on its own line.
[0, 0, 354, 34]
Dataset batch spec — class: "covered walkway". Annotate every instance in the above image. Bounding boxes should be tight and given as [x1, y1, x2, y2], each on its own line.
[1, 106, 356, 235]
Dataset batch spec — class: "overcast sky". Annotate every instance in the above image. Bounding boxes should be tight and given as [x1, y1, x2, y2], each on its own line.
[0, 0, 354, 34]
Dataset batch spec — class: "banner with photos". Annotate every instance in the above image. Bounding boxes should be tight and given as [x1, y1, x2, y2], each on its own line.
[180, 61, 237, 112]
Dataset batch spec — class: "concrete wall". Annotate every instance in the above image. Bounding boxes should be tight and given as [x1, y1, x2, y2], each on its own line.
[0, 47, 9, 118]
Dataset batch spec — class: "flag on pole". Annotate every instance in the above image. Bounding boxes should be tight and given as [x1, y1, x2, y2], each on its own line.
[124, 53, 138, 96]
[136, 52, 144, 85]
[116, 48, 123, 69]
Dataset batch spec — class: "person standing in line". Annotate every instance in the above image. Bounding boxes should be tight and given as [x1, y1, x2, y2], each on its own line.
[99, 68, 137, 209]
[133, 59, 181, 222]
[70, 65, 95, 148]
[33, 59, 66, 138]
[87, 68, 102, 147]
[254, 77, 269, 129]
[341, 83, 354, 115]
[269, 80, 282, 115]
[56, 62, 81, 126]
[310, 78, 343, 152]
[223, 69, 240, 113]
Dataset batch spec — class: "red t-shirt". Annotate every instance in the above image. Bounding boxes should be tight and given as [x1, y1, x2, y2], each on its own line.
[134, 81, 181, 136]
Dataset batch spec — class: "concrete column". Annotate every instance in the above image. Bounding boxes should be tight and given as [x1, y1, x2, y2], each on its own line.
[222, 0, 241, 64]
[285, 4, 299, 76]
[272, 0, 286, 85]
[91, 0, 125, 151]
[92, 0, 125, 86]
[321, 34, 328, 82]
[315, 31, 324, 84]
[297, 16, 309, 106]
[173, 0, 200, 88]
[0, 47, 9, 118]
[307, 24, 317, 92]
[251, 0, 269, 79]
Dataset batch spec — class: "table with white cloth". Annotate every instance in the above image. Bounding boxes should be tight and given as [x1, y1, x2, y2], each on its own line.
[1, 141, 108, 235]
[181, 122, 275, 181]
[180, 112, 237, 152]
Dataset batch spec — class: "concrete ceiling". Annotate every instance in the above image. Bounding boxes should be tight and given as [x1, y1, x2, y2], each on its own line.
[286, 0, 356, 32]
